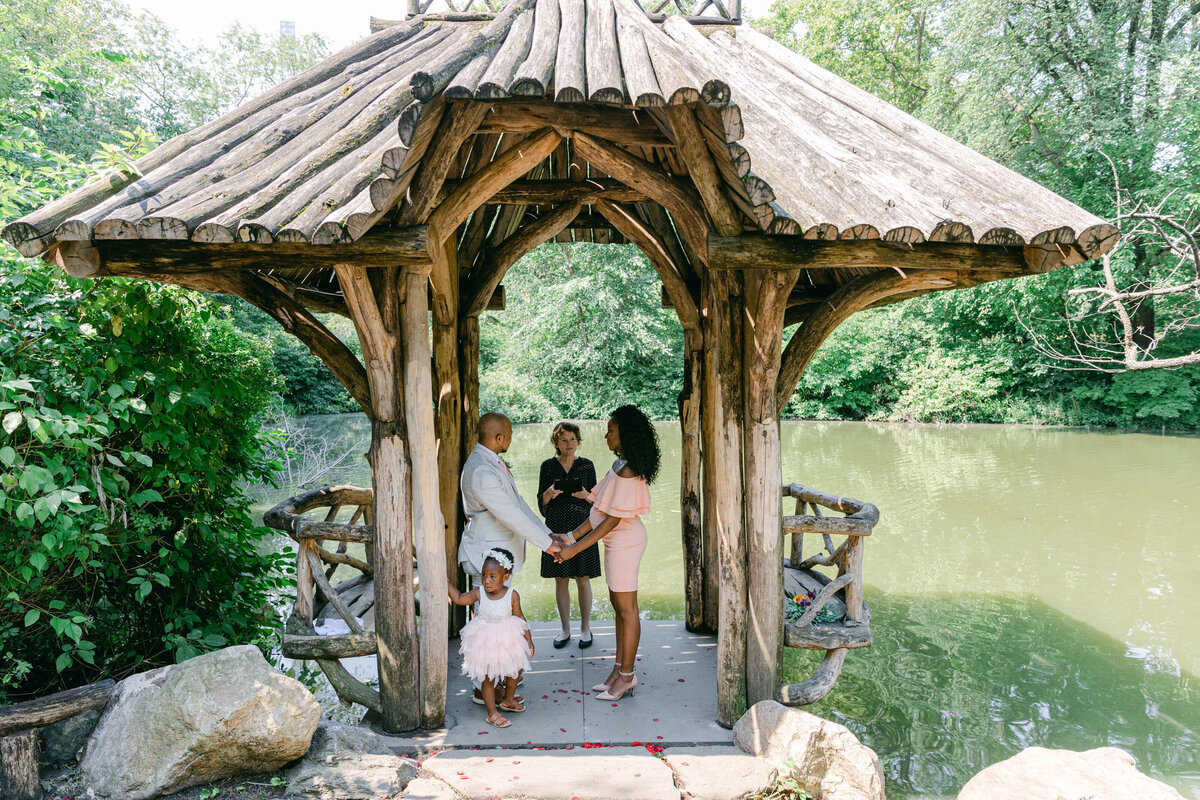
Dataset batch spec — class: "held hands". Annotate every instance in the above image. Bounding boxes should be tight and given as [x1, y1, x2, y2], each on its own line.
[553, 542, 579, 563]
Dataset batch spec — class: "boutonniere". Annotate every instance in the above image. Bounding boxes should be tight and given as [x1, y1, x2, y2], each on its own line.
[501, 458, 512, 471]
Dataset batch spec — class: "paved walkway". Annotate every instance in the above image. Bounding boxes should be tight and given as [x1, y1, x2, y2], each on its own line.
[374, 621, 732, 750]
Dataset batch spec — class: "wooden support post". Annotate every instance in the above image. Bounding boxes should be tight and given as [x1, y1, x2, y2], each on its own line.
[842, 537, 865, 623]
[336, 264, 419, 732]
[433, 241, 466, 635]
[700, 281, 720, 634]
[0, 730, 38, 800]
[704, 269, 747, 727]
[742, 268, 800, 708]
[403, 270, 449, 729]
[679, 329, 705, 633]
[460, 315, 481, 465]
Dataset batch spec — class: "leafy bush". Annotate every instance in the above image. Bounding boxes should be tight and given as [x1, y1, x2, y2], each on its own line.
[0, 254, 291, 698]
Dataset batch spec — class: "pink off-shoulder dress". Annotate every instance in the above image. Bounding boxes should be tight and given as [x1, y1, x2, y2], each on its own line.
[588, 466, 651, 592]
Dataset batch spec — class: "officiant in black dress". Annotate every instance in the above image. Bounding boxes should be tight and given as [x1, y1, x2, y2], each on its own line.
[537, 422, 599, 649]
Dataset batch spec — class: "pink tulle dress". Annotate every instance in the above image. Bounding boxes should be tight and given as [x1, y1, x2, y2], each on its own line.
[459, 586, 531, 683]
[588, 466, 652, 592]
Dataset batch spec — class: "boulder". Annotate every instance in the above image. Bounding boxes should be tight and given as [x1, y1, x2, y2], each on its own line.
[40, 709, 101, 764]
[285, 719, 418, 799]
[304, 720, 393, 762]
[79, 645, 321, 800]
[957, 746, 1185, 800]
[733, 700, 885, 800]
[286, 754, 419, 799]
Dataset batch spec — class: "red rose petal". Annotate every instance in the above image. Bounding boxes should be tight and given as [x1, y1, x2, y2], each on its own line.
[560, 727, 567, 732]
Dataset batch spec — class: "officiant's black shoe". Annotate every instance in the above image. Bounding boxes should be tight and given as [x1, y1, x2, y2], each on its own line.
[552, 633, 571, 649]
[578, 631, 594, 649]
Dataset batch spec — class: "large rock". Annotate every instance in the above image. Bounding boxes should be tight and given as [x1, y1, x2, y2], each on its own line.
[733, 700, 885, 800]
[40, 709, 101, 764]
[957, 746, 1186, 800]
[286, 720, 418, 799]
[286, 754, 419, 799]
[79, 645, 321, 800]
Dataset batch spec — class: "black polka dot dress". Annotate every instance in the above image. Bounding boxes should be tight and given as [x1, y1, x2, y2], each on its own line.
[538, 456, 601, 579]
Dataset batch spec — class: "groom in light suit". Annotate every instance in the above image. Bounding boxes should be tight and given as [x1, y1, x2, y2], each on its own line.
[458, 412, 562, 703]
[458, 412, 563, 585]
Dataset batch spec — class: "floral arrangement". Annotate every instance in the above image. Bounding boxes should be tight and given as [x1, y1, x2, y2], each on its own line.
[785, 590, 841, 624]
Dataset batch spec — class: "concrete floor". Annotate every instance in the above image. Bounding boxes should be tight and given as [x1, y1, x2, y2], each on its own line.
[372, 620, 732, 750]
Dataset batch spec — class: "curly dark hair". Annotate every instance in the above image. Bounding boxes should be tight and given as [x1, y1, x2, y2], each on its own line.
[611, 404, 660, 485]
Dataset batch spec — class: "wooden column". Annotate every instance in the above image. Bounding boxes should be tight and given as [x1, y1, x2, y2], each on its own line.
[459, 315, 481, 465]
[742, 268, 800, 708]
[335, 264, 419, 732]
[700, 282, 720, 634]
[679, 328, 705, 633]
[0, 730, 38, 800]
[704, 269, 747, 727]
[402, 270, 449, 729]
[432, 241, 466, 635]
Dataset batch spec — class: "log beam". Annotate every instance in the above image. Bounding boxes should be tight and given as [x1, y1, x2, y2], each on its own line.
[88, 227, 435, 275]
[476, 102, 672, 146]
[664, 106, 743, 237]
[464, 201, 581, 318]
[708, 233, 1030, 274]
[398, 102, 492, 227]
[776, 271, 955, 410]
[573, 133, 710, 264]
[0, 680, 115, 737]
[440, 178, 647, 205]
[427, 129, 562, 243]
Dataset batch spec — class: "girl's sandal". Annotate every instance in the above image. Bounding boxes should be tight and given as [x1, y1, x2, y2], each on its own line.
[499, 699, 526, 713]
[486, 712, 511, 728]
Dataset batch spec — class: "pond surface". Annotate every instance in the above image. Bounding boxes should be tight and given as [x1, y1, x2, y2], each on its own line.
[262, 416, 1200, 799]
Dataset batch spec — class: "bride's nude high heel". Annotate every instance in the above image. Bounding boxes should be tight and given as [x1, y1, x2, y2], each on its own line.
[595, 671, 637, 701]
[592, 669, 619, 692]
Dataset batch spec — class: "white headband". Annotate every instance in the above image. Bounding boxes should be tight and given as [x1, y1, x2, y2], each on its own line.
[485, 549, 514, 571]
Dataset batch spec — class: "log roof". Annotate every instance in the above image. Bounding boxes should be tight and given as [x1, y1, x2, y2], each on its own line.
[3, 0, 1118, 306]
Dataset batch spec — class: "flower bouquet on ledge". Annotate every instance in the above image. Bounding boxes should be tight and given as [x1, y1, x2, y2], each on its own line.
[785, 590, 841, 624]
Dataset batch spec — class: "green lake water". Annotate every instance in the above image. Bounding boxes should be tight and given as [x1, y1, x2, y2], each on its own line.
[264, 416, 1200, 799]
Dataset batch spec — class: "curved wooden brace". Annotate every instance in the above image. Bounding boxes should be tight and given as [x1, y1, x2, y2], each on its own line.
[775, 271, 955, 410]
[464, 201, 582, 317]
[778, 647, 848, 706]
[595, 200, 700, 331]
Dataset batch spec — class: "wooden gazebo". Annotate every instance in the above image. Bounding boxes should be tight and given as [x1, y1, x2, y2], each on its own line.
[4, 0, 1118, 733]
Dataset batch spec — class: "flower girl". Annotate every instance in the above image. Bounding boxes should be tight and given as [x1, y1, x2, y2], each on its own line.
[448, 547, 534, 728]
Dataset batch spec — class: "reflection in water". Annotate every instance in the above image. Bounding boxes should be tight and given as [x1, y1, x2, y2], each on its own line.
[792, 594, 1200, 799]
[260, 416, 1200, 798]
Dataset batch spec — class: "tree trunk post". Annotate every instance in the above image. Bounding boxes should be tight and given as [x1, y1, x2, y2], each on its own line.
[335, 264, 419, 732]
[459, 315, 481, 466]
[700, 281, 721, 635]
[402, 269, 448, 729]
[679, 328, 705, 633]
[742, 268, 800, 708]
[0, 730, 38, 800]
[704, 270, 747, 727]
[432, 241, 466, 635]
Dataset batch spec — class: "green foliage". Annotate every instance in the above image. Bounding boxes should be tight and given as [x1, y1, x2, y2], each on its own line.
[750, 758, 814, 800]
[0, 251, 291, 697]
[480, 242, 684, 421]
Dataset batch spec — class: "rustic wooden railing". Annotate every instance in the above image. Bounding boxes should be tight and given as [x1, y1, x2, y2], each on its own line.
[399, 0, 741, 24]
[264, 485, 389, 713]
[778, 483, 879, 706]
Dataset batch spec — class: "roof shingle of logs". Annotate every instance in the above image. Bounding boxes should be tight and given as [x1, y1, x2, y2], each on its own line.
[3, 0, 1119, 307]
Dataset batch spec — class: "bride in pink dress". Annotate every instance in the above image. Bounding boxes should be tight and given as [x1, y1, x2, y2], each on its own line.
[554, 405, 660, 703]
